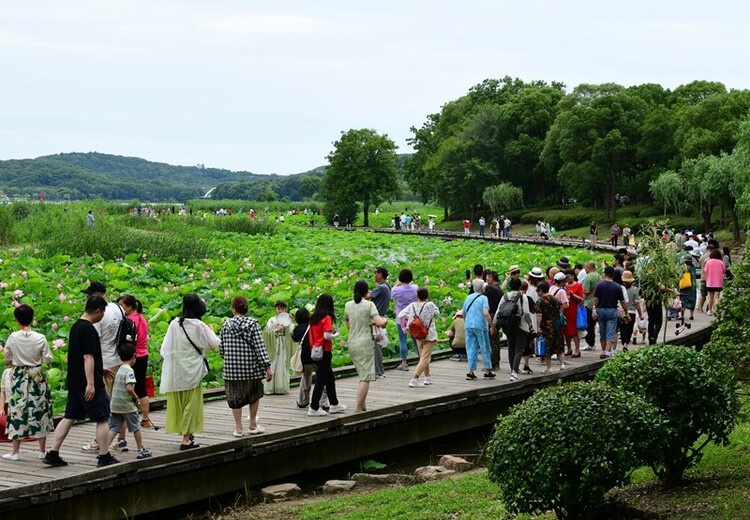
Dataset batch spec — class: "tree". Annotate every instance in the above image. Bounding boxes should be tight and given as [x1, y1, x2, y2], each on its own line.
[298, 175, 322, 200]
[483, 182, 523, 216]
[649, 170, 684, 216]
[323, 128, 399, 227]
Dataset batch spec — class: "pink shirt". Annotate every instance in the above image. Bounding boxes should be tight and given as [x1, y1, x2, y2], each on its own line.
[703, 258, 726, 288]
[130, 313, 150, 358]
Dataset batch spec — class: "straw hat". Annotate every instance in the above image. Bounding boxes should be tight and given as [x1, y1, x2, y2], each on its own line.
[528, 267, 545, 279]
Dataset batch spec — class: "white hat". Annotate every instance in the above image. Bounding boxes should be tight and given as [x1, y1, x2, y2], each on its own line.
[554, 272, 567, 282]
[528, 267, 545, 279]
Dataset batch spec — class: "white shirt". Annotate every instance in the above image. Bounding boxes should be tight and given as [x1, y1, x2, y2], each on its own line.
[160, 318, 220, 393]
[3, 330, 53, 367]
[684, 239, 699, 250]
[94, 302, 124, 369]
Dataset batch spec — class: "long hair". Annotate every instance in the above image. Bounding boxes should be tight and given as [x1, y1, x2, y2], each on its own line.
[353, 280, 369, 304]
[310, 293, 336, 325]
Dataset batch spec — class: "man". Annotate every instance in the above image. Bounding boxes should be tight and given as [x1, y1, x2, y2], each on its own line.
[593, 266, 629, 358]
[684, 232, 699, 251]
[467, 264, 484, 294]
[478, 216, 486, 237]
[589, 221, 598, 250]
[80, 281, 125, 453]
[368, 267, 391, 378]
[496, 278, 532, 381]
[462, 279, 497, 380]
[484, 271, 503, 371]
[86, 210, 95, 228]
[504, 216, 511, 238]
[43, 296, 118, 468]
[581, 261, 600, 351]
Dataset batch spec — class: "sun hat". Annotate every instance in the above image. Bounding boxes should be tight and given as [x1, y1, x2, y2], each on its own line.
[622, 270, 635, 283]
[507, 264, 520, 275]
[556, 257, 571, 269]
[528, 267, 545, 279]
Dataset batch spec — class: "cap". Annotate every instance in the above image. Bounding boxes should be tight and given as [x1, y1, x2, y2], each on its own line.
[554, 272, 566, 282]
[81, 281, 107, 295]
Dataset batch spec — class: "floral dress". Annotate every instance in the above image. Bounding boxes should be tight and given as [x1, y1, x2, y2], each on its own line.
[535, 295, 564, 357]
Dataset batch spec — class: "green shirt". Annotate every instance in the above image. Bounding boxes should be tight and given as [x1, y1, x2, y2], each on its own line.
[582, 271, 601, 309]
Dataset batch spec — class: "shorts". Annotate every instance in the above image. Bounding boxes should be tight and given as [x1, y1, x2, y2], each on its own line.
[103, 365, 120, 398]
[109, 412, 141, 433]
[225, 379, 263, 409]
[706, 287, 723, 293]
[700, 281, 707, 297]
[133, 355, 149, 398]
[64, 387, 110, 422]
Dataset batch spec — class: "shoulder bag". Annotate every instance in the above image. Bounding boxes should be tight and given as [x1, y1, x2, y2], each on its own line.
[180, 321, 210, 378]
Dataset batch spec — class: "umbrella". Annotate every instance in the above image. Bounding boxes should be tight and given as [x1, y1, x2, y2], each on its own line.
[428, 214, 437, 218]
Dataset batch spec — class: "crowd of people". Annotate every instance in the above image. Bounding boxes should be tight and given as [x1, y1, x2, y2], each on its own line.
[0, 226, 731, 468]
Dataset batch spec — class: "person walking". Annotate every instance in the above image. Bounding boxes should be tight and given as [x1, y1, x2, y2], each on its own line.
[117, 295, 152, 428]
[368, 267, 391, 378]
[292, 308, 328, 409]
[307, 294, 347, 417]
[593, 267, 629, 358]
[345, 281, 387, 411]
[220, 296, 273, 437]
[496, 278, 532, 381]
[581, 261, 600, 350]
[398, 287, 439, 388]
[478, 216, 486, 237]
[391, 269, 418, 371]
[462, 279, 496, 380]
[703, 248, 726, 314]
[534, 282, 566, 373]
[562, 270, 584, 358]
[160, 294, 220, 450]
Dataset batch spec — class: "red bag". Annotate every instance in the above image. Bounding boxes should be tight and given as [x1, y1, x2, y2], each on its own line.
[408, 303, 432, 340]
[144, 376, 156, 398]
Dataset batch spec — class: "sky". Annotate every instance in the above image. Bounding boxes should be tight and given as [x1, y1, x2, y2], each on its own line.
[2, 1, 749, 175]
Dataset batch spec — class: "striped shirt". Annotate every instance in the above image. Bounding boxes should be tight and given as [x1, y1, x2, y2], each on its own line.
[111, 364, 137, 414]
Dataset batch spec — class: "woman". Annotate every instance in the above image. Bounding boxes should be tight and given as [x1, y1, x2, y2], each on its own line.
[722, 246, 733, 281]
[679, 255, 697, 321]
[345, 281, 387, 412]
[703, 249, 726, 314]
[219, 295, 272, 437]
[2, 304, 54, 461]
[620, 270, 642, 350]
[562, 270, 584, 358]
[160, 294, 220, 450]
[535, 281, 566, 374]
[262, 300, 294, 395]
[292, 308, 329, 409]
[118, 295, 151, 428]
[307, 294, 347, 417]
[391, 268, 418, 371]
[610, 223, 620, 247]
[398, 287, 439, 388]
[445, 310, 466, 361]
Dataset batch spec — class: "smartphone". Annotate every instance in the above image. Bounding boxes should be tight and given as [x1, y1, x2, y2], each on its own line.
[465, 269, 471, 280]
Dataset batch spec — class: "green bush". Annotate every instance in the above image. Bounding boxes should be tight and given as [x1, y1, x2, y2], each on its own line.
[638, 206, 661, 218]
[485, 381, 662, 520]
[595, 345, 739, 486]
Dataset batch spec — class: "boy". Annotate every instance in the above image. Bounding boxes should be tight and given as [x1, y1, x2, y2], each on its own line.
[107, 343, 152, 459]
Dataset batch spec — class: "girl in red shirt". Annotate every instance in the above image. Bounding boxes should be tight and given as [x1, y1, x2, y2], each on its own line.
[308, 294, 347, 416]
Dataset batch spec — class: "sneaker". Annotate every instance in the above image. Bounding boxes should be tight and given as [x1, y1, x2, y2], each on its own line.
[37, 452, 47, 460]
[409, 378, 424, 388]
[328, 403, 347, 414]
[396, 364, 409, 371]
[376, 374, 386, 379]
[96, 453, 120, 468]
[137, 448, 152, 459]
[582, 346, 593, 351]
[542, 368, 551, 375]
[551, 354, 558, 361]
[308, 407, 327, 417]
[248, 425, 266, 435]
[81, 440, 99, 452]
[2, 453, 20, 461]
[423, 377, 432, 385]
[483, 371, 497, 379]
[111, 438, 128, 452]
[450, 354, 462, 361]
[632, 338, 637, 345]
[42, 451, 68, 467]
[509, 372, 519, 381]
[560, 363, 569, 371]
[466, 372, 478, 380]
[522, 365, 533, 375]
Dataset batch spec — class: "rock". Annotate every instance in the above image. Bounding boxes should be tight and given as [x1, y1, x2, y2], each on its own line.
[322, 479, 357, 493]
[414, 465, 456, 482]
[350, 473, 417, 485]
[261, 483, 301, 499]
[438, 455, 474, 472]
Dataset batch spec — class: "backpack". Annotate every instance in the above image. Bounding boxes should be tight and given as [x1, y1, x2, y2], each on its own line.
[408, 303, 432, 340]
[115, 306, 138, 349]
[495, 293, 521, 329]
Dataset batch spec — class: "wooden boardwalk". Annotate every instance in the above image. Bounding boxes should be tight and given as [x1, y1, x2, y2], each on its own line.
[0, 311, 713, 519]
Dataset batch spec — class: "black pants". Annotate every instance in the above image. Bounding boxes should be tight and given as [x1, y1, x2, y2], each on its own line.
[647, 304, 663, 344]
[585, 307, 597, 347]
[505, 327, 526, 373]
[311, 350, 338, 410]
[619, 313, 636, 345]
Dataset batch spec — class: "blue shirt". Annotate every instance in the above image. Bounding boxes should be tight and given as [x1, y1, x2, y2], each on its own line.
[462, 293, 489, 330]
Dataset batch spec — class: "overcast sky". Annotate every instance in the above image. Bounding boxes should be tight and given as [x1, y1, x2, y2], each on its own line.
[2, 1, 748, 174]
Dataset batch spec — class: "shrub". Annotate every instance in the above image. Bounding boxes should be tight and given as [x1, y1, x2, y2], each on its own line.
[638, 206, 661, 218]
[595, 345, 739, 486]
[485, 381, 662, 520]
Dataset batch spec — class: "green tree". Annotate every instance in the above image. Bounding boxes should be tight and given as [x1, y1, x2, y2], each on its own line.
[298, 175, 322, 200]
[649, 170, 684, 216]
[323, 128, 399, 227]
[483, 182, 524, 216]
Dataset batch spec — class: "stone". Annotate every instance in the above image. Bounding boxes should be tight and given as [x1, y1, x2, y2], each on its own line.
[350, 473, 417, 485]
[322, 480, 357, 493]
[438, 455, 474, 472]
[413, 465, 456, 482]
[261, 483, 301, 499]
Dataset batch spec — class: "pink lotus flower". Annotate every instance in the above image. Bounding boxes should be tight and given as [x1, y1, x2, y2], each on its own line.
[163, 287, 169, 293]
[263, 286, 270, 293]
[56, 283, 63, 290]
[339, 339, 345, 346]
[12, 289, 23, 298]
[254, 278, 262, 285]
[63, 315, 70, 322]
[51, 322, 59, 330]
[58, 293, 67, 302]
[20, 271, 27, 277]
[12, 300, 20, 307]
[458, 282, 466, 289]
[241, 284, 250, 290]
[224, 290, 230, 298]
[52, 339, 66, 350]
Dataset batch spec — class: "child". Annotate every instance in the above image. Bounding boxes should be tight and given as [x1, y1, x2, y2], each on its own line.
[106, 343, 152, 459]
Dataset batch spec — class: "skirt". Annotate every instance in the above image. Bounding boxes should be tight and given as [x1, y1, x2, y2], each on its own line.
[263, 342, 290, 395]
[7, 366, 54, 441]
[166, 386, 204, 436]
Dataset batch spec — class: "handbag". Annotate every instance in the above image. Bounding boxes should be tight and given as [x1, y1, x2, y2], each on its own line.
[534, 335, 547, 357]
[311, 344, 324, 362]
[550, 289, 567, 329]
[576, 305, 588, 330]
[180, 321, 209, 379]
[679, 267, 692, 289]
[290, 326, 308, 373]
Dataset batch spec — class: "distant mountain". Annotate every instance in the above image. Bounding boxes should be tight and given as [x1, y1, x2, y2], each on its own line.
[0, 152, 325, 202]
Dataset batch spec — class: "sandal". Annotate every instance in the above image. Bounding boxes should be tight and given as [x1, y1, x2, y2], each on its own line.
[571, 353, 581, 358]
[180, 442, 200, 451]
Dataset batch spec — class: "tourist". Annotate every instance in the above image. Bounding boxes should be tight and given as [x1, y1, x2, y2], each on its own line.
[549, 272, 570, 360]
[0, 368, 11, 442]
[262, 300, 293, 395]
[534, 282, 566, 373]
[593, 266, 629, 358]
[504, 216, 511, 238]
[368, 267, 391, 378]
[43, 296, 115, 467]
[678, 255, 697, 321]
[160, 294, 220, 450]
[117, 295, 152, 428]
[463, 219, 470, 235]
[622, 224, 632, 247]
[345, 281, 387, 410]
[479, 216, 486, 237]
[391, 269, 418, 371]
[610, 223, 620, 247]
[484, 270, 503, 371]
[398, 287, 439, 388]
[518, 279, 536, 374]
[619, 270, 642, 350]
[104, 343, 151, 459]
[445, 310, 466, 361]
[589, 220, 598, 250]
[581, 261, 600, 351]
[86, 210, 95, 228]
[307, 294, 347, 417]
[462, 279, 496, 380]
[722, 246, 733, 280]
[703, 248, 726, 314]
[292, 307, 328, 409]
[500, 264, 520, 292]
[497, 278, 532, 381]
[2, 304, 54, 461]
[219, 295, 272, 437]
[562, 270, 584, 358]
